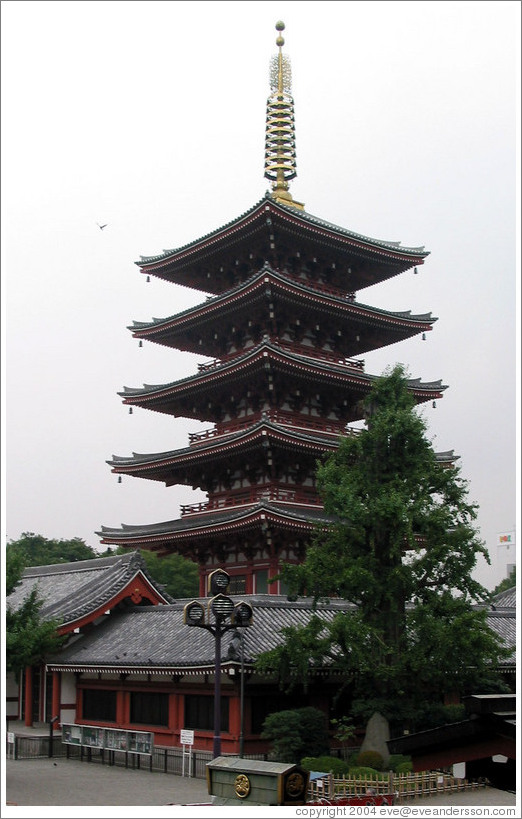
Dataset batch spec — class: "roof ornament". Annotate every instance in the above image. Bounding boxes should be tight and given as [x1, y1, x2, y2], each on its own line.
[264, 22, 304, 211]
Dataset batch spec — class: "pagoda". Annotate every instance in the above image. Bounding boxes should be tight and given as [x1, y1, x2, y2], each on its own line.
[99, 23, 445, 595]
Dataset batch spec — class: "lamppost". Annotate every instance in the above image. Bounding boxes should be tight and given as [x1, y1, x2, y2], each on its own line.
[183, 569, 253, 758]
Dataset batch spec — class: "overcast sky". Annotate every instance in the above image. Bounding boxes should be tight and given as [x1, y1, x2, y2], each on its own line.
[2, 0, 520, 592]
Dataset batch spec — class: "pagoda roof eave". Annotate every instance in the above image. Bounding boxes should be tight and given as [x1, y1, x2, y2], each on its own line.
[109, 435, 459, 476]
[135, 194, 429, 280]
[129, 263, 437, 342]
[118, 341, 447, 408]
[107, 418, 347, 475]
[97, 501, 332, 547]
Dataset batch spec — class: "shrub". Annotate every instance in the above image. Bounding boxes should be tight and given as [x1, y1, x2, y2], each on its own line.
[301, 756, 350, 777]
[355, 750, 384, 771]
[347, 766, 386, 780]
[388, 754, 413, 773]
[395, 761, 413, 774]
[261, 707, 329, 763]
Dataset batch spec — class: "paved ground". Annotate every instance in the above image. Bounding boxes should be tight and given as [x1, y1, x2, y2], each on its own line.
[4, 756, 517, 809]
[4, 756, 210, 806]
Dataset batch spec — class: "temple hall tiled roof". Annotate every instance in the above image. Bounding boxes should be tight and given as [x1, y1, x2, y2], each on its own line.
[490, 586, 516, 609]
[46, 593, 515, 675]
[46, 595, 354, 674]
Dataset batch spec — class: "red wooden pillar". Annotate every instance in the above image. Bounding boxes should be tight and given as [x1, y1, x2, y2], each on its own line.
[177, 692, 184, 733]
[24, 666, 32, 727]
[51, 671, 61, 727]
[168, 692, 178, 735]
[116, 689, 127, 726]
[245, 561, 254, 594]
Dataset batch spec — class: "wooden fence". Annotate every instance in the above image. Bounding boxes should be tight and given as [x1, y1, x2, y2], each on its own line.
[307, 771, 487, 802]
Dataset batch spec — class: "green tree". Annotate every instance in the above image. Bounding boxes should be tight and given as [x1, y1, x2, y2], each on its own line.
[7, 532, 99, 566]
[256, 365, 511, 732]
[6, 548, 64, 677]
[489, 567, 516, 598]
[7, 534, 199, 599]
[261, 707, 329, 763]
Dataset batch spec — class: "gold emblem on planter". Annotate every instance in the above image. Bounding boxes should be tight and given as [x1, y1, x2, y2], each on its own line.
[234, 773, 251, 798]
[286, 772, 305, 797]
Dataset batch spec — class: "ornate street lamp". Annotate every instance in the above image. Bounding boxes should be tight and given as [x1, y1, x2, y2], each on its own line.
[183, 569, 253, 758]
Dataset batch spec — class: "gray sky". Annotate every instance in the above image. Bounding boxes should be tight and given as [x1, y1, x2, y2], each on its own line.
[2, 0, 520, 591]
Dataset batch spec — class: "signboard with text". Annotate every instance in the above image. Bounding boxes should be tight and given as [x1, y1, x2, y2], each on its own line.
[180, 729, 194, 745]
[62, 724, 153, 755]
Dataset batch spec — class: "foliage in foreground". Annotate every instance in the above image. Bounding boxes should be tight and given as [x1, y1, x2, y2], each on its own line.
[5, 547, 65, 677]
[255, 366, 511, 731]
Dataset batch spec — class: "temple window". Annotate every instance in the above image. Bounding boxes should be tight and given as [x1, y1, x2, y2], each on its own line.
[185, 695, 229, 732]
[81, 688, 117, 723]
[130, 691, 169, 727]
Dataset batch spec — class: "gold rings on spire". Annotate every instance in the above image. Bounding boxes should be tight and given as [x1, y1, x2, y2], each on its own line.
[264, 22, 304, 210]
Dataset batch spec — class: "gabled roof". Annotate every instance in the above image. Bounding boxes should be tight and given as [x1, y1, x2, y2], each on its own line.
[136, 194, 429, 294]
[7, 551, 173, 631]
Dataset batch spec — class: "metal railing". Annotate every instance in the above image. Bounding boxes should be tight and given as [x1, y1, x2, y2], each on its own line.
[6, 735, 270, 780]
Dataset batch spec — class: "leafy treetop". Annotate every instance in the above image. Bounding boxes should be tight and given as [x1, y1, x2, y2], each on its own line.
[255, 365, 511, 729]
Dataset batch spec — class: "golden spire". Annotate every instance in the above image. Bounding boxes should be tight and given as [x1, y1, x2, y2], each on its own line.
[264, 22, 304, 210]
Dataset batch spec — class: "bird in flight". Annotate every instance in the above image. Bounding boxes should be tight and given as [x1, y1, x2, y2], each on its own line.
[96, 222, 108, 230]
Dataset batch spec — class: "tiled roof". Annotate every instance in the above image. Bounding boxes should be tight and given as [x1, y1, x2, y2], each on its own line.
[7, 551, 173, 628]
[47, 593, 515, 674]
[485, 610, 516, 665]
[107, 424, 459, 479]
[490, 586, 516, 609]
[47, 595, 354, 673]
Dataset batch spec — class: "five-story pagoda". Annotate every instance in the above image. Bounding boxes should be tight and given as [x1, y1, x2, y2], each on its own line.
[98, 23, 445, 595]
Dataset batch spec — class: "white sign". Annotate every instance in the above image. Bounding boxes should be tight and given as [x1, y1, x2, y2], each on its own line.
[7, 732, 14, 743]
[180, 729, 194, 745]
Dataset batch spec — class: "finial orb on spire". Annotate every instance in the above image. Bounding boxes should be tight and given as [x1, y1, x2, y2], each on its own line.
[275, 21, 285, 31]
[276, 35, 285, 47]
